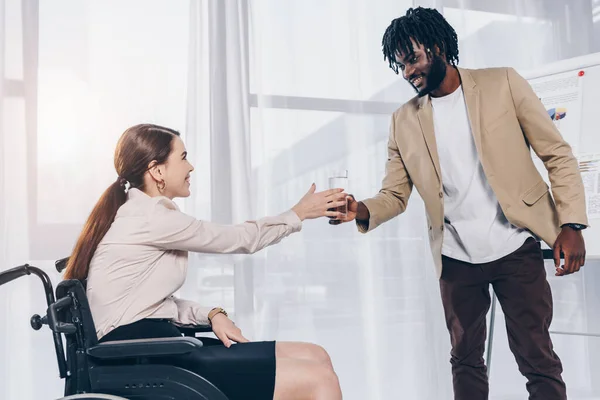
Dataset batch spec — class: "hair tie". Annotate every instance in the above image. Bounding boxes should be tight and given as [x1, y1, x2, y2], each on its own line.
[117, 176, 130, 193]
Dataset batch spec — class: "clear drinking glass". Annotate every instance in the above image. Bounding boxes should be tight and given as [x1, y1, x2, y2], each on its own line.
[328, 170, 348, 217]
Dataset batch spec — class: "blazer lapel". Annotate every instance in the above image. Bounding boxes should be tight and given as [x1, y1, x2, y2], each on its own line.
[459, 68, 483, 156]
[417, 95, 442, 183]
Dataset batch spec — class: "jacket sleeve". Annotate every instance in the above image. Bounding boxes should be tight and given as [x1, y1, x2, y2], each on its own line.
[507, 67, 588, 227]
[358, 114, 414, 233]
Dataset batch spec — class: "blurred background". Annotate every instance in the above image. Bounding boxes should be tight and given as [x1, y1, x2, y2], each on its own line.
[1, 0, 600, 399]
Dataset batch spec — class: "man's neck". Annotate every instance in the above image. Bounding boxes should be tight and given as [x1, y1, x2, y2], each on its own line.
[429, 65, 461, 98]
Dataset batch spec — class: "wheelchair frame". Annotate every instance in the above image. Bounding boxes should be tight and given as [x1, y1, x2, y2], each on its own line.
[0, 262, 229, 400]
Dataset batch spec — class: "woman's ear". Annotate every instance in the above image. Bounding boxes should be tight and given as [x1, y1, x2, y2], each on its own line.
[147, 160, 163, 182]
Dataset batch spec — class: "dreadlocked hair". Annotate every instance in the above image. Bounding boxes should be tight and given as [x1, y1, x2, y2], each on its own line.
[382, 7, 459, 74]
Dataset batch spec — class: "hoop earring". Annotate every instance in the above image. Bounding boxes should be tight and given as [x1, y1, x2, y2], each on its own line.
[157, 180, 166, 193]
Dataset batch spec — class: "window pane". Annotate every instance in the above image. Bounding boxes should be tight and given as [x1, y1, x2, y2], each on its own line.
[249, 0, 414, 101]
[444, 2, 599, 69]
[249, 107, 437, 398]
[181, 255, 235, 313]
[36, 0, 190, 225]
[250, 1, 599, 100]
[250, 107, 343, 166]
[2, 97, 27, 261]
[444, 7, 554, 70]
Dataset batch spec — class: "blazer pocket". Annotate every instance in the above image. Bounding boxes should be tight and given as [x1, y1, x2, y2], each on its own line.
[484, 109, 509, 134]
[522, 180, 549, 206]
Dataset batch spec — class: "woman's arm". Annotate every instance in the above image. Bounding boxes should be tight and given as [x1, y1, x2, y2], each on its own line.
[171, 296, 213, 325]
[147, 203, 302, 254]
[171, 296, 249, 347]
[145, 186, 347, 254]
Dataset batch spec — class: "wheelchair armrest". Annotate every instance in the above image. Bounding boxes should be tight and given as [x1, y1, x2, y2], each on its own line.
[87, 336, 203, 360]
[176, 323, 213, 337]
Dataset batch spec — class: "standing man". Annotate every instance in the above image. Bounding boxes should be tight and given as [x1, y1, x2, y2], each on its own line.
[332, 7, 587, 400]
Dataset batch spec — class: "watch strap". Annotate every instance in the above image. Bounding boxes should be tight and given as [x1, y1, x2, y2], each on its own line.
[208, 307, 228, 322]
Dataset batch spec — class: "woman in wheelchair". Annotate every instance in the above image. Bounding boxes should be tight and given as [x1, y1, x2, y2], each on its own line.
[63, 124, 346, 400]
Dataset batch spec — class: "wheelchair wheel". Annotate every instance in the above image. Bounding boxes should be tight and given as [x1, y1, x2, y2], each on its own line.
[57, 395, 130, 400]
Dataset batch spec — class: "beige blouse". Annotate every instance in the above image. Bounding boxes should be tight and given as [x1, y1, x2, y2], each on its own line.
[87, 188, 302, 339]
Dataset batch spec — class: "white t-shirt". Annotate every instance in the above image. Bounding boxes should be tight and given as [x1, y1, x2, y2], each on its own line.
[430, 85, 531, 264]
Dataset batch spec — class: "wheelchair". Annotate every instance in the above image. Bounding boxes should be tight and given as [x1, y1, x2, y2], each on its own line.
[0, 259, 230, 400]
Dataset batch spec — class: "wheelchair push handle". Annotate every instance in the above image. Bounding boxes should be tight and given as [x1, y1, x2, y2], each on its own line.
[0, 264, 34, 286]
[0, 263, 71, 378]
[0, 264, 56, 306]
[55, 257, 69, 273]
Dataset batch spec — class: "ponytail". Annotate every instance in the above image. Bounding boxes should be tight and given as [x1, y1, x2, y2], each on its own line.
[64, 181, 127, 280]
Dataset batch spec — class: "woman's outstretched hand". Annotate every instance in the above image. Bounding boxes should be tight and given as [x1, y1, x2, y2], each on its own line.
[292, 183, 348, 221]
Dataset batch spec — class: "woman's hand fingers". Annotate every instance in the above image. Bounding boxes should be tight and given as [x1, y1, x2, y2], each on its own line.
[226, 329, 250, 344]
[333, 200, 348, 208]
[325, 191, 348, 202]
[213, 329, 233, 348]
[211, 317, 250, 347]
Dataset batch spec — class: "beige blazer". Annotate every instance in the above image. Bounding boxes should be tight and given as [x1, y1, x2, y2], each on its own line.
[359, 67, 588, 278]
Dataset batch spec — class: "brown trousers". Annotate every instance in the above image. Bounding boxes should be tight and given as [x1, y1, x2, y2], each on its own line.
[440, 238, 566, 400]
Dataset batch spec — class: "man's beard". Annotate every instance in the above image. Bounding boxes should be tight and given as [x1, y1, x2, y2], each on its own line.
[416, 55, 447, 97]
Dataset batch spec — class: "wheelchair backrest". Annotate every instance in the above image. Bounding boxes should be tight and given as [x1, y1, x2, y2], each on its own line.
[56, 279, 99, 348]
[55, 279, 99, 394]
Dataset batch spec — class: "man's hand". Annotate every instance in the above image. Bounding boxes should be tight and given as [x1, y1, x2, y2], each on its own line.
[329, 195, 358, 225]
[553, 226, 586, 276]
[210, 313, 249, 348]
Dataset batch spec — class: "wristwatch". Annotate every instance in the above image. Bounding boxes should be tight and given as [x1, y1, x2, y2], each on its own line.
[562, 223, 586, 231]
[208, 307, 228, 323]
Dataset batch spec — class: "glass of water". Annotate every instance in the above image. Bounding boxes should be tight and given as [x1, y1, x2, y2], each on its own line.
[328, 170, 348, 217]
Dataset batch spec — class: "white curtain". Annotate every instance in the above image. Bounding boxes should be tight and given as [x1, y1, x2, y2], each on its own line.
[186, 0, 252, 225]
[182, 0, 259, 331]
[1, 1, 599, 399]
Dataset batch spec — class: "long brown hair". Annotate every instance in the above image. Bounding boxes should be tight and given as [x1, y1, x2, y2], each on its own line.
[64, 124, 180, 280]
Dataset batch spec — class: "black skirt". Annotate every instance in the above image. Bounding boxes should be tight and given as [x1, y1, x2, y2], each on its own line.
[99, 319, 276, 400]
